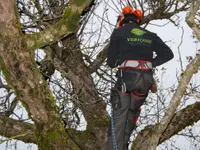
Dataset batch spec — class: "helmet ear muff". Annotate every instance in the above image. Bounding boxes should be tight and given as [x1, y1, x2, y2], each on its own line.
[132, 9, 143, 23]
[137, 18, 141, 24]
[117, 15, 124, 28]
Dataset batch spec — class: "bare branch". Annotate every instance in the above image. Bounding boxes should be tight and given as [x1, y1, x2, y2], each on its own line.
[26, 0, 95, 49]
[177, 27, 184, 72]
[0, 115, 36, 144]
[89, 44, 109, 73]
[159, 101, 200, 144]
[186, 0, 200, 40]
[132, 54, 200, 150]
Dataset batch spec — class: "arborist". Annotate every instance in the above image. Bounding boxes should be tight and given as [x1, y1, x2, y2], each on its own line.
[106, 6, 174, 150]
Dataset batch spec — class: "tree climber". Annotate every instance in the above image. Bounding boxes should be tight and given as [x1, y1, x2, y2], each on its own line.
[106, 6, 174, 150]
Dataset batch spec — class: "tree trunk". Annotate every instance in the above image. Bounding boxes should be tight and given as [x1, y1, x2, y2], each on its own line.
[0, 1, 69, 150]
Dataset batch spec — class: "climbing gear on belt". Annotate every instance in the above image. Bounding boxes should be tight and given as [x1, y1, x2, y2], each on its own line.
[107, 68, 153, 150]
[119, 60, 152, 70]
[110, 88, 122, 109]
[119, 69, 127, 92]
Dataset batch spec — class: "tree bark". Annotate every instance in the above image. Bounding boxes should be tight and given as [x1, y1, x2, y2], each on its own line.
[0, 1, 69, 150]
[0, 0, 107, 150]
[48, 34, 109, 149]
[0, 0, 200, 150]
[0, 115, 36, 143]
[159, 101, 200, 144]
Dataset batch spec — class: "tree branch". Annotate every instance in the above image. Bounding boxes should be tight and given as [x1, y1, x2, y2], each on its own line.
[142, 0, 190, 25]
[132, 55, 200, 150]
[26, 0, 95, 49]
[186, 0, 200, 40]
[0, 0, 20, 36]
[132, 1, 200, 148]
[157, 57, 200, 134]
[158, 0, 200, 143]
[159, 101, 200, 144]
[89, 44, 109, 73]
[0, 115, 36, 144]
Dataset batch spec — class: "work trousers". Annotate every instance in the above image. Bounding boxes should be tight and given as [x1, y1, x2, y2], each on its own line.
[107, 68, 153, 150]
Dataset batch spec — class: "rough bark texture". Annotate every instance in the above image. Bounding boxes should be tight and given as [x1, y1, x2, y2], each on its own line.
[186, 0, 200, 39]
[48, 34, 109, 149]
[159, 101, 200, 144]
[0, 115, 36, 143]
[0, 0, 108, 150]
[0, 1, 70, 150]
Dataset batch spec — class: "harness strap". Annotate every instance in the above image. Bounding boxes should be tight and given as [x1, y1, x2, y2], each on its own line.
[120, 60, 153, 70]
[132, 91, 148, 98]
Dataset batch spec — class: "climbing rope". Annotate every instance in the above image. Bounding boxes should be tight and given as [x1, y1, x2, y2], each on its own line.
[110, 69, 118, 150]
[110, 105, 118, 150]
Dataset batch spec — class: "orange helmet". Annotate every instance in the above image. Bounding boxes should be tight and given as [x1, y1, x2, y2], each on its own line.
[122, 6, 133, 14]
[117, 6, 143, 28]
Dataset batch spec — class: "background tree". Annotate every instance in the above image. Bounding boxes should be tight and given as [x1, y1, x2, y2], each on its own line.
[0, 0, 200, 150]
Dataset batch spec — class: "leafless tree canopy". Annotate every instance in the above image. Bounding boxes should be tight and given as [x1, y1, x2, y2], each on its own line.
[0, 0, 200, 150]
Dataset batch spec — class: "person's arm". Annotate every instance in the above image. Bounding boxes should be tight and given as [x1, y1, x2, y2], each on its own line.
[152, 36, 174, 67]
[107, 29, 119, 68]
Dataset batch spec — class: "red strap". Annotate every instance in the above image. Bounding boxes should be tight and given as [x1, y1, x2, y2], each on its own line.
[133, 117, 138, 123]
[132, 91, 147, 97]
[120, 60, 152, 70]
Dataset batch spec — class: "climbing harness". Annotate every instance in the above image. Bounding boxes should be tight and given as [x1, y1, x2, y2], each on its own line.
[119, 60, 153, 70]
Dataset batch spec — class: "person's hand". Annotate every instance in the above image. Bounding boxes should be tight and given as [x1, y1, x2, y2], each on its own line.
[151, 78, 157, 93]
[151, 83, 157, 93]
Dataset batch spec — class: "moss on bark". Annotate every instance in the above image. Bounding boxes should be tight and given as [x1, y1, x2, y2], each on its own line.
[71, 0, 86, 6]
